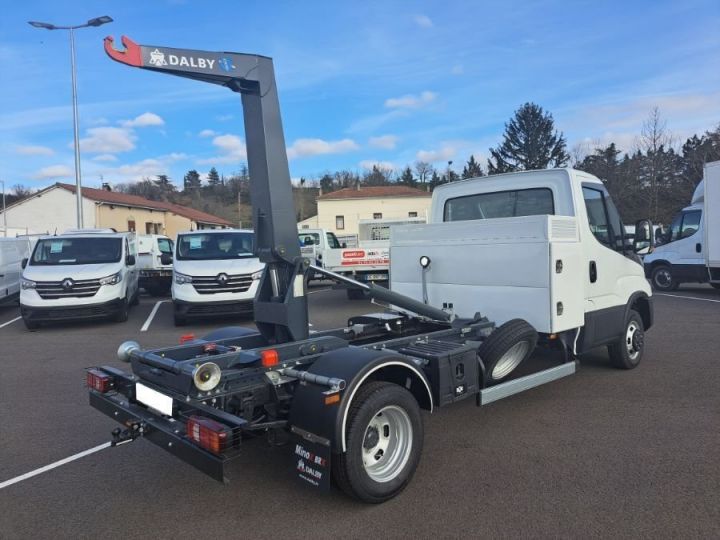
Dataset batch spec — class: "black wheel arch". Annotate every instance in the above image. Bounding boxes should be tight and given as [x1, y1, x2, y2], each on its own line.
[626, 291, 653, 331]
[288, 347, 432, 454]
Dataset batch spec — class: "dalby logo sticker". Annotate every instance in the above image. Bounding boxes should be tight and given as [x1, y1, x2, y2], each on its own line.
[148, 49, 167, 66]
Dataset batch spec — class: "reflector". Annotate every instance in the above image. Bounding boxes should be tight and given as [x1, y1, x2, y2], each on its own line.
[186, 416, 229, 454]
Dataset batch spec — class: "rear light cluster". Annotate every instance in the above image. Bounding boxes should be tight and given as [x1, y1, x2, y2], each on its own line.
[86, 369, 114, 393]
[186, 415, 230, 454]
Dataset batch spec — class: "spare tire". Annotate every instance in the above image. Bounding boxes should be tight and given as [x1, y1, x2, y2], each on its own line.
[478, 319, 538, 384]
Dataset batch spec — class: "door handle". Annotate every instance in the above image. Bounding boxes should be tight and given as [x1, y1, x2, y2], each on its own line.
[589, 261, 597, 283]
[696, 243, 702, 253]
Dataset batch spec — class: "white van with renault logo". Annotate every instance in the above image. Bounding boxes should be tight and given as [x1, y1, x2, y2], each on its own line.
[20, 229, 139, 329]
[171, 229, 264, 326]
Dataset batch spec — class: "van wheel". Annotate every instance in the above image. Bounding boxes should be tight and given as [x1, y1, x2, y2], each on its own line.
[347, 288, 366, 300]
[23, 318, 39, 330]
[174, 314, 187, 327]
[650, 264, 677, 291]
[608, 309, 645, 369]
[332, 381, 423, 503]
[479, 319, 538, 384]
[114, 298, 129, 323]
[130, 289, 140, 306]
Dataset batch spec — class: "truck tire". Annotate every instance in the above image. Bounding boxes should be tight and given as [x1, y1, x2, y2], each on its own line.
[332, 381, 423, 503]
[114, 297, 129, 323]
[607, 309, 645, 369]
[346, 288, 366, 300]
[23, 317, 39, 330]
[478, 319, 538, 383]
[650, 264, 678, 291]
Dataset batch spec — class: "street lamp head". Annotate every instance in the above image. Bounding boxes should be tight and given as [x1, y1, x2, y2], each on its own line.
[87, 15, 113, 27]
[28, 21, 56, 30]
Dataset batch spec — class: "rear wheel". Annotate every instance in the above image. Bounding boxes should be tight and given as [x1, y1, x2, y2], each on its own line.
[650, 264, 677, 291]
[332, 381, 423, 503]
[607, 309, 645, 369]
[478, 319, 538, 384]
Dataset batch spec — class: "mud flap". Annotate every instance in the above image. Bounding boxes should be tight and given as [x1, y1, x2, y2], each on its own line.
[290, 426, 331, 491]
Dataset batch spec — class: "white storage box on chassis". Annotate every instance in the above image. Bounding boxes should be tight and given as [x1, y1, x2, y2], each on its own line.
[704, 161, 720, 268]
[390, 215, 584, 334]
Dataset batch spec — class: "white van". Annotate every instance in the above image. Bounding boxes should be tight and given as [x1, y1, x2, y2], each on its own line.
[172, 229, 264, 326]
[137, 234, 174, 296]
[643, 160, 720, 290]
[20, 230, 140, 329]
[1, 237, 31, 305]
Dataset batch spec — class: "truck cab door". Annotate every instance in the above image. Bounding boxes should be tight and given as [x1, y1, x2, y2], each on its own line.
[579, 185, 648, 348]
[663, 209, 704, 281]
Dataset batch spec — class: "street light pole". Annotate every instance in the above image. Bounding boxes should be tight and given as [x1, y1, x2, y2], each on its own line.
[1, 180, 6, 237]
[29, 15, 113, 229]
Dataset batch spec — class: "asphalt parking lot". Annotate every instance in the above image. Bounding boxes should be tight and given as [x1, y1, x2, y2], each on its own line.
[1, 284, 719, 539]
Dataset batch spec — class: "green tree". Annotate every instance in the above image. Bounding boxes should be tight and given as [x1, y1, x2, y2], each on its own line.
[207, 167, 221, 186]
[462, 155, 484, 179]
[183, 169, 202, 191]
[399, 166, 416, 186]
[362, 165, 393, 186]
[428, 170, 445, 191]
[488, 102, 569, 174]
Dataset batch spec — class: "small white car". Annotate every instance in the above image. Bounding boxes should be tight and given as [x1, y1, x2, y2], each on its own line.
[20, 230, 140, 329]
[171, 229, 264, 326]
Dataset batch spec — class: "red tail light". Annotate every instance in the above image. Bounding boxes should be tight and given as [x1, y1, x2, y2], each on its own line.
[186, 416, 229, 454]
[179, 333, 196, 344]
[261, 349, 279, 367]
[86, 369, 113, 393]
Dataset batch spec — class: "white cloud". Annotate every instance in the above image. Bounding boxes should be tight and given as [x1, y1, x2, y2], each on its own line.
[198, 129, 216, 138]
[413, 14, 433, 28]
[216, 114, 234, 122]
[385, 91, 437, 109]
[416, 145, 457, 163]
[92, 154, 118, 162]
[34, 164, 73, 179]
[91, 153, 187, 183]
[368, 135, 398, 149]
[451, 64, 464, 75]
[198, 134, 247, 164]
[78, 127, 136, 153]
[15, 145, 54, 156]
[286, 138, 359, 160]
[359, 160, 395, 171]
[120, 112, 165, 128]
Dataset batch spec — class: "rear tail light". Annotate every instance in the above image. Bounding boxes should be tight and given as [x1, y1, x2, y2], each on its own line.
[261, 349, 279, 367]
[179, 333, 196, 344]
[186, 416, 230, 454]
[86, 369, 113, 393]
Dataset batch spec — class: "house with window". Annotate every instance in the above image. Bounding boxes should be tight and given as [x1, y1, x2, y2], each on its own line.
[305, 185, 431, 241]
[0, 183, 232, 238]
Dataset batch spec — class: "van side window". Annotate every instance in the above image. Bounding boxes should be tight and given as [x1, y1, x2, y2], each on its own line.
[443, 188, 554, 222]
[582, 186, 625, 250]
[678, 210, 701, 240]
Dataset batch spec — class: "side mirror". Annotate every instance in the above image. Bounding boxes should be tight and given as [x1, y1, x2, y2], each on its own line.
[21, 258, 28, 269]
[160, 253, 173, 265]
[633, 219, 654, 255]
[126, 254, 136, 266]
[341, 242, 347, 248]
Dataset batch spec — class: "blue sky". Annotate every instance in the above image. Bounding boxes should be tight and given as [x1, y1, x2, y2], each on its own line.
[1, 0, 719, 189]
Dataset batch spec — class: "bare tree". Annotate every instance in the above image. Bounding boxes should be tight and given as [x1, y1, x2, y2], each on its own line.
[638, 107, 675, 221]
[414, 161, 434, 189]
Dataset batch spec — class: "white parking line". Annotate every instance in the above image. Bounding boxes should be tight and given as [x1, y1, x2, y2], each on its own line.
[0, 316, 22, 329]
[0, 442, 111, 490]
[307, 288, 332, 295]
[141, 300, 167, 332]
[656, 293, 720, 304]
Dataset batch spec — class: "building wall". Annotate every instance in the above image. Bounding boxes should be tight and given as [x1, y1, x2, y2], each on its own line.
[164, 212, 195, 239]
[0, 187, 98, 234]
[316, 196, 431, 236]
[97, 204, 168, 234]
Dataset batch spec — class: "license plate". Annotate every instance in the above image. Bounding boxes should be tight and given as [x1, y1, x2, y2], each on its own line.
[135, 383, 174, 416]
[366, 274, 386, 281]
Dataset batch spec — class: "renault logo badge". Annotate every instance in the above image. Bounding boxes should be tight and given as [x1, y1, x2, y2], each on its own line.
[217, 273, 229, 285]
[62, 278, 74, 290]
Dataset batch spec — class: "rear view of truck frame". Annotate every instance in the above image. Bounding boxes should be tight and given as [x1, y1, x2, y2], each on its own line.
[87, 35, 651, 503]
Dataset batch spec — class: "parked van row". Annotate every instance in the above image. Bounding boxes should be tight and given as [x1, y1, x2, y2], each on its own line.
[13, 228, 263, 329]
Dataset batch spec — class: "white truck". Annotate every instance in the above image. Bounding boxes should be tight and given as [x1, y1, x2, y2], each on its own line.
[300, 217, 425, 299]
[0, 237, 31, 305]
[136, 234, 174, 296]
[20, 229, 140, 329]
[643, 160, 720, 291]
[391, 168, 654, 372]
[171, 229, 264, 326]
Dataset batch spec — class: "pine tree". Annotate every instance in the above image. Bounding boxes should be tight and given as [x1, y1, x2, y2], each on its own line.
[399, 166, 416, 186]
[488, 102, 569, 174]
[462, 155, 484, 179]
[183, 169, 202, 191]
[207, 167, 221, 186]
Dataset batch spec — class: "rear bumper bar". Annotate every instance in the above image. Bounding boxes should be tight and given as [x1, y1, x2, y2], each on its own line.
[89, 390, 227, 482]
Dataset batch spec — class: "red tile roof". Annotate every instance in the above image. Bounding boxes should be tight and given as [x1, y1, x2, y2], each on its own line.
[317, 185, 431, 200]
[57, 183, 233, 226]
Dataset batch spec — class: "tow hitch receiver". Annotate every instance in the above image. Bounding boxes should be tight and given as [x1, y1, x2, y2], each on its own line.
[111, 421, 146, 447]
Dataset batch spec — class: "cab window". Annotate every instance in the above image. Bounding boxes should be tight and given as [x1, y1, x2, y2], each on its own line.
[582, 186, 625, 250]
[444, 188, 554, 222]
[326, 232, 341, 249]
[670, 210, 701, 241]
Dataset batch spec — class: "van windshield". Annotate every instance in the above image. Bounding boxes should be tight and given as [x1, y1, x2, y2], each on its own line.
[31, 237, 122, 265]
[176, 232, 254, 260]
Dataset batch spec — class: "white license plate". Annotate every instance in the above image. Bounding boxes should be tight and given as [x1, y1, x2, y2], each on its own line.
[135, 383, 174, 416]
[366, 274, 386, 281]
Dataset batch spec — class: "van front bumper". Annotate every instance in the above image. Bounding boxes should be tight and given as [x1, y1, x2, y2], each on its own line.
[173, 299, 254, 320]
[20, 298, 125, 322]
